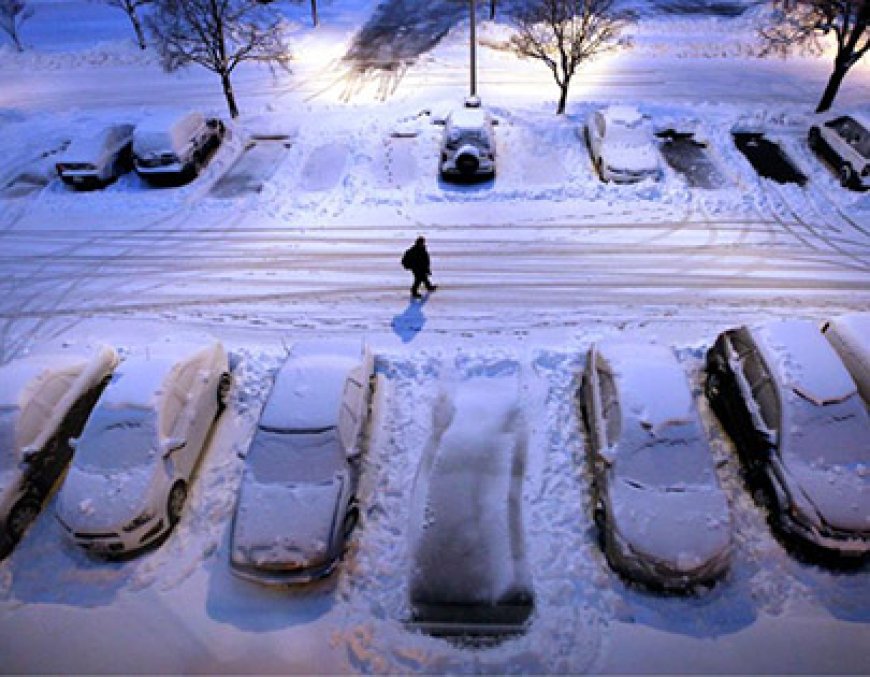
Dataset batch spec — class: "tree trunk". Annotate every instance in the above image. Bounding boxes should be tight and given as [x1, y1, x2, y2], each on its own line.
[556, 81, 569, 115]
[12, 29, 23, 52]
[816, 60, 850, 113]
[489, 0, 496, 20]
[221, 71, 239, 118]
[310, 0, 318, 27]
[130, 11, 146, 50]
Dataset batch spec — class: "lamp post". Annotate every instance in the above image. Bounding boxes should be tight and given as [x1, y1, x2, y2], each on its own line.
[469, 0, 477, 97]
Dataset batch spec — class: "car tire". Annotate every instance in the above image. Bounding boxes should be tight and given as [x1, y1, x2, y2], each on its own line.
[596, 158, 607, 183]
[217, 372, 232, 414]
[807, 127, 820, 150]
[840, 164, 855, 189]
[7, 497, 41, 541]
[167, 481, 188, 526]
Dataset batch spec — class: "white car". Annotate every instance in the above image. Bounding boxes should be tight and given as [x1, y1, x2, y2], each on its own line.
[56, 341, 231, 555]
[581, 340, 731, 590]
[439, 99, 497, 181]
[0, 347, 118, 557]
[823, 312, 870, 405]
[586, 106, 662, 183]
[55, 124, 135, 189]
[808, 112, 870, 189]
[230, 341, 374, 584]
[408, 379, 533, 636]
[706, 320, 870, 557]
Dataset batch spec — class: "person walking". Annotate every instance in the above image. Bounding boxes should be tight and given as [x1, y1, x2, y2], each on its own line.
[402, 236, 437, 299]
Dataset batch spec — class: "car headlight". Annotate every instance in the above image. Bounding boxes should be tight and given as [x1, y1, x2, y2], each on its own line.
[123, 510, 155, 532]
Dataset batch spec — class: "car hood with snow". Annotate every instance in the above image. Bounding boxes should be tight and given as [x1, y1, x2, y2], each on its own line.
[56, 464, 156, 533]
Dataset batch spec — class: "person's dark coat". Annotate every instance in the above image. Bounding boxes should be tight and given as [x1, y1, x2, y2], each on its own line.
[403, 242, 431, 276]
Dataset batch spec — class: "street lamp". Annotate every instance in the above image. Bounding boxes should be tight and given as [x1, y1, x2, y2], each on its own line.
[469, 0, 477, 97]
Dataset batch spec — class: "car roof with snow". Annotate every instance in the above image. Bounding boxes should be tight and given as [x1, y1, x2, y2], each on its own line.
[259, 342, 365, 432]
[600, 105, 646, 127]
[59, 124, 133, 162]
[0, 353, 91, 409]
[597, 339, 695, 431]
[448, 106, 490, 131]
[752, 320, 857, 405]
[133, 111, 205, 154]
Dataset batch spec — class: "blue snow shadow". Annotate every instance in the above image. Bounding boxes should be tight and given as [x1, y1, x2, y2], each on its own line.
[391, 295, 428, 343]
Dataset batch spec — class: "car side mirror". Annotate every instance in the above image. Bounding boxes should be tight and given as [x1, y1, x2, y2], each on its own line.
[162, 437, 187, 457]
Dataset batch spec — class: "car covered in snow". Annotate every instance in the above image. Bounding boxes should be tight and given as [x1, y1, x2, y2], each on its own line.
[822, 312, 870, 405]
[580, 340, 731, 590]
[133, 111, 225, 185]
[586, 105, 662, 183]
[808, 112, 870, 189]
[0, 347, 117, 557]
[56, 341, 231, 555]
[706, 320, 870, 558]
[229, 341, 374, 584]
[55, 124, 135, 189]
[438, 98, 497, 181]
[408, 379, 533, 636]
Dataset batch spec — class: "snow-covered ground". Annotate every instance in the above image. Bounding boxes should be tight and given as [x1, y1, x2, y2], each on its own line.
[0, 0, 868, 672]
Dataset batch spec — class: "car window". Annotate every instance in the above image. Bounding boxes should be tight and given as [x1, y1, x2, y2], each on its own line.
[728, 327, 754, 358]
[248, 428, 344, 484]
[753, 379, 779, 432]
[17, 392, 52, 451]
[162, 389, 185, 438]
[338, 375, 364, 453]
[0, 407, 19, 469]
[75, 405, 157, 471]
[597, 366, 621, 447]
[37, 373, 76, 414]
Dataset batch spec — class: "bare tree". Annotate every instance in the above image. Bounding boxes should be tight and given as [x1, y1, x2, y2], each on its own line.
[106, 0, 152, 50]
[761, 0, 869, 112]
[510, 0, 633, 114]
[0, 0, 33, 52]
[148, 0, 291, 118]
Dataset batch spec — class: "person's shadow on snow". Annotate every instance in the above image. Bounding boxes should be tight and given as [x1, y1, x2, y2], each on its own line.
[391, 295, 428, 343]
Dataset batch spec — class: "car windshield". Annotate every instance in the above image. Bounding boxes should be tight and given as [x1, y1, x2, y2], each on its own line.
[783, 390, 868, 467]
[447, 127, 491, 150]
[606, 121, 650, 147]
[0, 407, 18, 473]
[74, 405, 157, 473]
[614, 420, 715, 490]
[247, 428, 344, 484]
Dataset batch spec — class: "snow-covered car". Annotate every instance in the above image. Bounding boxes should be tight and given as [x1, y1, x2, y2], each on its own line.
[808, 112, 870, 189]
[822, 312, 870, 405]
[706, 320, 870, 558]
[580, 340, 731, 590]
[439, 98, 497, 181]
[0, 347, 118, 557]
[56, 341, 231, 555]
[55, 124, 135, 189]
[229, 341, 374, 584]
[586, 106, 662, 183]
[133, 111, 225, 185]
[408, 379, 533, 636]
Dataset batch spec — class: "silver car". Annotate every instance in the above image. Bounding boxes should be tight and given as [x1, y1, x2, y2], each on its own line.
[56, 341, 231, 556]
[55, 124, 135, 189]
[581, 340, 731, 590]
[808, 113, 870, 189]
[0, 347, 117, 557]
[706, 320, 870, 557]
[229, 341, 374, 584]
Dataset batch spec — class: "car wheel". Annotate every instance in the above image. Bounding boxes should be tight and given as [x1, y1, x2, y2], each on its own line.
[807, 127, 821, 150]
[596, 158, 607, 182]
[7, 497, 41, 541]
[840, 164, 855, 188]
[216, 372, 232, 413]
[167, 481, 188, 526]
[342, 506, 360, 539]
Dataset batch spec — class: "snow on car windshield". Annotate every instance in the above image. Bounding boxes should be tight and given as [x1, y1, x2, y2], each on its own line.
[0, 407, 18, 473]
[615, 420, 716, 490]
[75, 405, 157, 472]
[783, 390, 869, 468]
[248, 428, 344, 484]
[606, 119, 652, 147]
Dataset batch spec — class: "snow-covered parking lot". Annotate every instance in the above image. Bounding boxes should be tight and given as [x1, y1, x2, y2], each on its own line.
[0, 0, 868, 673]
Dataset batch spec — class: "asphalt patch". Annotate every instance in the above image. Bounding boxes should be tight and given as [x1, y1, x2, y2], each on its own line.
[733, 133, 807, 186]
[657, 130, 727, 189]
